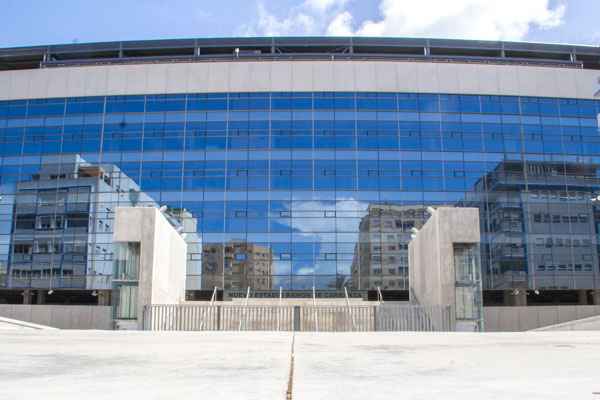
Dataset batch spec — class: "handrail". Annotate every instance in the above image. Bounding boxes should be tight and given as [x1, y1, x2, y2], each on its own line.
[376, 286, 384, 305]
[200, 286, 218, 330]
[344, 287, 357, 331]
[409, 287, 421, 306]
[312, 286, 318, 332]
[277, 286, 282, 331]
[238, 286, 250, 331]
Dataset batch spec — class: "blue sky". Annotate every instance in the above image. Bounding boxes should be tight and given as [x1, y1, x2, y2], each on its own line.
[1, 0, 599, 48]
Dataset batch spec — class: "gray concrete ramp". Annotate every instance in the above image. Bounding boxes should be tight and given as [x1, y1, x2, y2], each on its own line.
[0, 316, 58, 330]
[531, 315, 600, 331]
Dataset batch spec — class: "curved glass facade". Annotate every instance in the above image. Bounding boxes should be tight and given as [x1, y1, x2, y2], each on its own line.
[0, 92, 599, 293]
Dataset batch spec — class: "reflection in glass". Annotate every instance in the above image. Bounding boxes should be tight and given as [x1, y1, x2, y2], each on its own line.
[201, 240, 273, 290]
[350, 204, 429, 290]
[113, 283, 138, 319]
[453, 243, 483, 332]
[6, 155, 155, 290]
[0, 92, 599, 299]
[462, 160, 600, 290]
[114, 242, 140, 280]
[112, 242, 140, 320]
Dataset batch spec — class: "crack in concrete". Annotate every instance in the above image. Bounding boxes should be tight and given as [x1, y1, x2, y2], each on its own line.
[286, 334, 295, 400]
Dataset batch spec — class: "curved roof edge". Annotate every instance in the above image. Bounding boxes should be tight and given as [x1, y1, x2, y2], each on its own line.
[1, 36, 599, 72]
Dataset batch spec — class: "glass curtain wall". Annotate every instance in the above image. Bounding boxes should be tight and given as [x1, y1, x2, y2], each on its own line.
[112, 242, 140, 319]
[0, 93, 598, 293]
[453, 243, 483, 331]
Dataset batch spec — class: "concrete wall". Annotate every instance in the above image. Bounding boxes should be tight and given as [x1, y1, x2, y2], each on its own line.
[149, 209, 187, 307]
[484, 305, 600, 331]
[0, 304, 110, 329]
[114, 207, 187, 329]
[409, 209, 444, 307]
[1, 61, 598, 101]
[409, 207, 480, 330]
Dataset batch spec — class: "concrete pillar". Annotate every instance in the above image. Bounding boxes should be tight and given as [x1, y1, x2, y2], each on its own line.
[578, 290, 589, 305]
[97, 290, 111, 306]
[592, 290, 600, 305]
[36, 290, 46, 305]
[22, 289, 33, 304]
[408, 207, 482, 331]
[503, 290, 527, 306]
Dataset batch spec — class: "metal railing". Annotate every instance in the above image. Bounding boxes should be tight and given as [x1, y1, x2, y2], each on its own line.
[143, 304, 451, 332]
[376, 304, 451, 331]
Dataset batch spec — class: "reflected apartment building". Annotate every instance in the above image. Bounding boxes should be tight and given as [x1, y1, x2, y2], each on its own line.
[168, 207, 202, 291]
[5, 155, 157, 296]
[463, 159, 600, 292]
[350, 204, 428, 291]
[3, 155, 201, 302]
[201, 240, 274, 290]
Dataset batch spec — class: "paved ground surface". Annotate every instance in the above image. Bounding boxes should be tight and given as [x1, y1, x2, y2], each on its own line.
[1, 330, 599, 399]
[293, 332, 600, 400]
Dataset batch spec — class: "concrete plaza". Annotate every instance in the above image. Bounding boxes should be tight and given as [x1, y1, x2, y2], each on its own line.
[0, 330, 599, 399]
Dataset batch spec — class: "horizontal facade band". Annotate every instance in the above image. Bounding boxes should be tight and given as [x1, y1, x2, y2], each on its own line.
[1, 60, 598, 102]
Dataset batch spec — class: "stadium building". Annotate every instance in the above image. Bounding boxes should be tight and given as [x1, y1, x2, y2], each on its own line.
[0, 37, 599, 325]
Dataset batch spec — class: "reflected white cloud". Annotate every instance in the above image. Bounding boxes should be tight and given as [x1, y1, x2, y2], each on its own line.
[283, 196, 371, 244]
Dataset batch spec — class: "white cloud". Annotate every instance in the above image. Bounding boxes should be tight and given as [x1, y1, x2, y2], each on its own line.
[326, 11, 353, 36]
[235, 2, 316, 36]
[238, 0, 565, 41]
[591, 28, 600, 44]
[356, 0, 566, 41]
[276, 196, 369, 245]
[305, 0, 348, 13]
[296, 267, 315, 275]
[235, 0, 349, 37]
